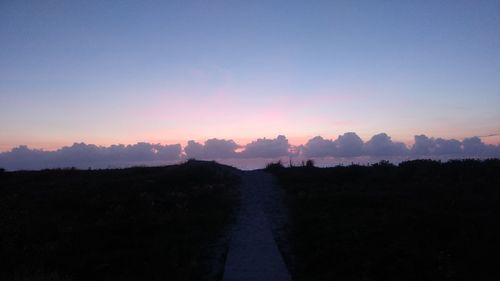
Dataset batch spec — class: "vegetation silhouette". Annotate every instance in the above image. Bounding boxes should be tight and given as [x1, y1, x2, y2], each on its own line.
[0, 160, 239, 281]
[267, 159, 500, 281]
[2, 158, 499, 280]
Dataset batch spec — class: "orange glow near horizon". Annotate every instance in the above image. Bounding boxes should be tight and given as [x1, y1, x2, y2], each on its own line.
[483, 135, 500, 145]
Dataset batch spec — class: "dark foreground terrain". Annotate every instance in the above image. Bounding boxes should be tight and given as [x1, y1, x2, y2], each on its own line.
[268, 159, 500, 281]
[0, 160, 239, 281]
[2, 159, 500, 281]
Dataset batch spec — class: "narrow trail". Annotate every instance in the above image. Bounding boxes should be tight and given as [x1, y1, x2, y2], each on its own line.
[222, 170, 291, 281]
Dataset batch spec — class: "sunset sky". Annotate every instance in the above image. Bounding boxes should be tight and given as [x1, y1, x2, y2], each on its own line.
[1, 0, 500, 152]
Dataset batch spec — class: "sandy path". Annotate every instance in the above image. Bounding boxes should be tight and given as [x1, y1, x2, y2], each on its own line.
[222, 170, 291, 281]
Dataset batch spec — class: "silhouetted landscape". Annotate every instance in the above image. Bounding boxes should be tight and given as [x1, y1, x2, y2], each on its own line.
[0, 160, 239, 281]
[267, 159, 500, 281]
[2, 1, 500, 280]
[1, 159, 499, 280]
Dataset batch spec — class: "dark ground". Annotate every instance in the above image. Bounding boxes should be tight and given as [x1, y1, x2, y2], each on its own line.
[268, 159, 500, 281]
[2, 159, 500, 281]
[0, 160, 239, 281]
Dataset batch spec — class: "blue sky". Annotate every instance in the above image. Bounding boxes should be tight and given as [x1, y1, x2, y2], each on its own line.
[1, 0, 499, 151]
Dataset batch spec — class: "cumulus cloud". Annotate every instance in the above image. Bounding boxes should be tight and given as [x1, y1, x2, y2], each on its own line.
[184, 138, 239, 159]
[410, 135, 500, 158]
[334, 132, 364, 157]
[434, 138, 462, 155]
[186, 136, 290, 159]
[302, 136, 336, 157]
[1, 133, 499, 170]
[241, 135, 290, 158]
[462, 136, 499, 157]
[301, 132, 500, 160]
[411, 134, 436, 156]
[364, 133, 409, 156]
[302, 132, 364, 158]
[0, 146, 54, 170]
[0, 142, 182, 170]
[184, 140, 204, 159]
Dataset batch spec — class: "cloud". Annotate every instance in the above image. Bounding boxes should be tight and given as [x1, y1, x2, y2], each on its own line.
[184, 140, 204, 159]
[462, 136, 499, 157]
[241, 135, 290, 158]
[302, 132, 364, 158]
[334, 132, 364, 157]
[186, 136, 290, 159]
[302, 136, 337, 157]
[364, 133, 409, 156]
[434, 138, 462, 155]
[411, 134, 436, 156]
[204, 138, 240, 158]
[302, 133, 500, 160]
[0, 145, 54, 170]
[185, 138, 239, 159]
[1, 133, 499, 170]
[0, 142, 182, 170]
[410, 135, 500, 157]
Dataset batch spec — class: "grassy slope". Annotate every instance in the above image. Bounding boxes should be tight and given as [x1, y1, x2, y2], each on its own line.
[0, 160, 239, 281]
[269, 159, 500, 281]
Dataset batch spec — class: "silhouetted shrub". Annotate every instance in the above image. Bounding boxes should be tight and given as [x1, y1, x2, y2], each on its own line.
[372, 159, 394, 167]
[265, 160, 285, 171]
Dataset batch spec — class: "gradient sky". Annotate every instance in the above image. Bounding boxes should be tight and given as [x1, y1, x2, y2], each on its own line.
[1, 0, 499, 151]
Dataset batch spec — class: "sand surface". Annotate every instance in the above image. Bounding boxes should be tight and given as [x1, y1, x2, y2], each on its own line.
[222, 170, 291, 281]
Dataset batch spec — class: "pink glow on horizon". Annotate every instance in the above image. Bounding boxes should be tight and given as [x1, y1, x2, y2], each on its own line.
[2, 85, 498, 153]
[482, 135, 500, 145]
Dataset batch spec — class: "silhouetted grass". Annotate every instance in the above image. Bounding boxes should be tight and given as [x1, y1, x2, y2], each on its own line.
[269, 159, 500, 281]
[0, 160, 239, 281]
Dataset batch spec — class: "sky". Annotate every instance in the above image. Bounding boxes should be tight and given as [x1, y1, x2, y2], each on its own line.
[1, 0, 500, 159]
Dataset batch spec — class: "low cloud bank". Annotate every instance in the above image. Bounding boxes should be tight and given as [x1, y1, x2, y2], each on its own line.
[185, 135, 291, 159]
[301, 132, 500, 158]
[1, 133, 499, 170]
[185, 138, 240, 159]
[303, 133, 407, 157]
[240, 135, 290, 158]
[0, 142, 182, 170]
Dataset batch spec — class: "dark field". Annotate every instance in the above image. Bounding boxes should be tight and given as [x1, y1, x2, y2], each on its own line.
[0, 160, 239, 281]
[268, 159, 500, 281]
